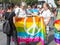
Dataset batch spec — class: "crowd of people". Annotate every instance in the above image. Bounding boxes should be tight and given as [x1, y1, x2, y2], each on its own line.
[0, 1, 60, 45]
[13, 3, 57, 45]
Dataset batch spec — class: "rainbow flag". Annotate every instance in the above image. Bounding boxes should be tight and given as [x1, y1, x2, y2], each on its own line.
[15, 16, 46, 45]
[54, 20, 60, 44]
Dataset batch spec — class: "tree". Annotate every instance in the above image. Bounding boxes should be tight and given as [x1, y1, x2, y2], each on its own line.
[25, 0, 38, 6]
[2, 0, 9, 3]
[2, 0, 21, 4]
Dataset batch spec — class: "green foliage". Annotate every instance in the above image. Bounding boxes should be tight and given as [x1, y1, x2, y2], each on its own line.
[2, 0, 9, 3]
[2, 0, 21, 4]
[25, 0, 38, 6]
[2, 0, 38, 5]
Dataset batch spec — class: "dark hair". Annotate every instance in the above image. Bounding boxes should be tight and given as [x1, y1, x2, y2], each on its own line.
[33, 4, 37, 8]
[6, 3, 15, 9]
[10, 3, 15, 8]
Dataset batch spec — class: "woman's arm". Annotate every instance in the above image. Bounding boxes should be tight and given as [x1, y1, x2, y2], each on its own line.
[13, 16, 16, 24]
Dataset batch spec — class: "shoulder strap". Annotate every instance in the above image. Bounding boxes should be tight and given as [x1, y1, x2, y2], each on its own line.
[7, 12, 12, 20]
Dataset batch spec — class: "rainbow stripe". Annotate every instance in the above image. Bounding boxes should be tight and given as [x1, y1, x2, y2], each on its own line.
[14, 16, 46, 45]
[54, 20, 60, 44]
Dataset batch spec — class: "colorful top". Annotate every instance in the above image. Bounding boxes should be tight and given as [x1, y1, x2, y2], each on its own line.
[54, 8, 60, 44]
[32, 8, 39, 15]
[54, 19, 60, 44]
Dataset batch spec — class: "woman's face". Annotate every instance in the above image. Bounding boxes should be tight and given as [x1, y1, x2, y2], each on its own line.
[28, 6, 31, 9]
[43, 3, 48, 10]
[57, 0, 60, 6]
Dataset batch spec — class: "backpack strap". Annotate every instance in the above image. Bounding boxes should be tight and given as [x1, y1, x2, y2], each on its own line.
[7, 12, 12, 20]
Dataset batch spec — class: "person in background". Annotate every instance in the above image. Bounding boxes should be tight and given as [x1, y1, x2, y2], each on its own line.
[0, 8, 5, 22]
[52, 8, 57, 17]
[51, 7, 57, 23]
[54, 0, 60, 45]
[39, 3, 52, 44]
[32, 4, 39, 15]
[0, 8, 3, 21]
[26, 5, 32, 15]
[3, 4, 19, 45]
[37, 5, 43, 15]
[14, 4, 20, 16]
[17, 3, 27, 17]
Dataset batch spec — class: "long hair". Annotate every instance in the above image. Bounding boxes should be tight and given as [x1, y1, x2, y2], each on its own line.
[43, 3, 52, 11]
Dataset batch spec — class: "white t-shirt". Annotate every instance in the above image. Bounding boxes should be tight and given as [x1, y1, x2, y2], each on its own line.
[14, 7, 20, 15]
[40, 9, 52, 33]
[18, 8, 26, 17]
[40, 9, 51, 24]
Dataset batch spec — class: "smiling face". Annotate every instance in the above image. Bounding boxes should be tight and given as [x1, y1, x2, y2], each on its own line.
[57, 0, 60, 5]
[56, 0, 60, 7]
[43, 3, 49, 10]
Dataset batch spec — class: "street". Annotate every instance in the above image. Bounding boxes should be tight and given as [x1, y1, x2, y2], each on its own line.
[0, 21, 56, 45]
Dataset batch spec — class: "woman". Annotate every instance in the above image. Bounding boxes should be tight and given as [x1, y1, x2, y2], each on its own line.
[26, 5, 32, 15]
[17, 4, 27, 17]
[39, 3, 52, 44]
[4, 4, 18, 45]
[32, 4, 39, 15]
[54, 0, 60, 45]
